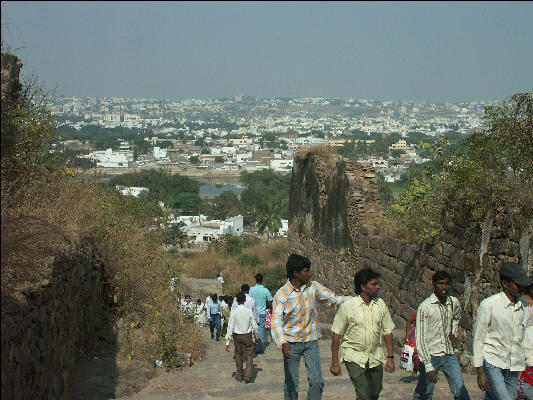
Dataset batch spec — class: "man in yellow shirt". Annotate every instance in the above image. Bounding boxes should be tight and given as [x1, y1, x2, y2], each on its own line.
[330, 268, 395, 400]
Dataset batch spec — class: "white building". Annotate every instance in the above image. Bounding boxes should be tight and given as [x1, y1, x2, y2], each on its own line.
[116, 186, 149, 197]
[82, 148, 131, 167]
[270, 159, 293, 172]
[154, 147, 168, 160]
[171, 215, 244, 243]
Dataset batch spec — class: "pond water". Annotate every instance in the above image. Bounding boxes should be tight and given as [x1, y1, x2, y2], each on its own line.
[199, 184, 245, 196]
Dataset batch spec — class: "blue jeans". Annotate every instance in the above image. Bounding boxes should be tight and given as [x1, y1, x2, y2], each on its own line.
[482, 361, 518, 400]
[413, 355, 470, 400]
[209, 314, 221, 340]
[255, 314, 266, 353]
[283, 340, 324, 400]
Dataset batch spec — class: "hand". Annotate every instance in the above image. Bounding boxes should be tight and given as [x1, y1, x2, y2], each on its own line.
[225, 345, 230, 352]
[208, 318, 212, 322]
[477, 368, 491, 392]
[427, 370, 438, 383]
[385, 358, 395, 373]
[330, 363, 342, 376]
[448, 333, 458, 347]
[255, 338, 260, 344]
[282, 343, 292, 359]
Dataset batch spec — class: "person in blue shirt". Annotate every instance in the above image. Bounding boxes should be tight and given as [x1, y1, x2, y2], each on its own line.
[249, 273, 273, 354]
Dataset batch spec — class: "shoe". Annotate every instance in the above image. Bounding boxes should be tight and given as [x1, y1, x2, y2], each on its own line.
[216, 338, 220, 341]
[243, 377, 251, 384]
[235, 376, 243, 382]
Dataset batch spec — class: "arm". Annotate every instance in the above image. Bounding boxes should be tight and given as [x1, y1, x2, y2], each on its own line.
[251, 311, 259, 342]
[383, 333, 395, 373]
[271, 296, 288, 348]
[330, 333, 342, 376]
[330, 303, 348, 376]
[472, 301, 492, 391]
[415, 306, 435, 373]
[405, 320, 413, 343]
[225, 310, 235, 346]
[451, 298, 461, 337]
[314, 281, 351, 306]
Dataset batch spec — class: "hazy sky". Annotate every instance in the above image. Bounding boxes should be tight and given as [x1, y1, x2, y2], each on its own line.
[2, 1, 532, 102]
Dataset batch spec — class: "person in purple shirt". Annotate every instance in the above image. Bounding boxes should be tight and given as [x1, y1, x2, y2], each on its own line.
[249, 273, 273, 354]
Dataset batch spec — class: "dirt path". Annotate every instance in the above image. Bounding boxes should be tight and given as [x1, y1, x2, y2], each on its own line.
[118, 326, 485, 400]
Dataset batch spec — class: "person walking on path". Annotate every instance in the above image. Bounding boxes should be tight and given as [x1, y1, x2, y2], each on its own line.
[232, 284, 259, 325]
[225, 292, 260, 384]
[249, 273, 273, 354]
[412, 270, 470, 400]
[207, 293, 222, 341]
[473, 262, 532, 400]
[271, 254, 351, 400]
[330, 268, 395, 400]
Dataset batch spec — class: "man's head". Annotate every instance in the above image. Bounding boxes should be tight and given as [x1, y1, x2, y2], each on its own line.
[286, 254, 312, 282]
[241, 284, 250, 294]
[500, 262, 531, 299]
[216, 273, 221, 278]
[432, 271, 451, 299]
[236, 292, 246, 305]
[255, 273, 264, 283]
[196, 298, 202, 305]
[354, 268, 381, 298]
[185, 294, 191, 302]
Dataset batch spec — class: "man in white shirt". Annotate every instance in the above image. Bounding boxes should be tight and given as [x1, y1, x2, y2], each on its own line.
[226, 292, 259, 384]
[231, 284, 259, 325]
[413, 271, 470, 400]
[473, 262, 532, 400]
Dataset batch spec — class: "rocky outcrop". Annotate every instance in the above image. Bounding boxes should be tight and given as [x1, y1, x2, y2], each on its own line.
[288, 153, 530, 370]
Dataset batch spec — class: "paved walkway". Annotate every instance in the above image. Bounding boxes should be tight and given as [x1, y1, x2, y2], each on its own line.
[122, 327, 485, 400]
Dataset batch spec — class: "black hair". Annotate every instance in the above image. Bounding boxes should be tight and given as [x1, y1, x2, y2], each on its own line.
[212, 293, 218, 303]
[236, 292, 246, 305]
[255, 273, 264, 283]
[500, 275, 514, 284]
[241, 284, 250, 292]
[286, 254, 311, 279]
[185, 294, 191, 298]
[196, 299, 202, 304]
[432, 271, 451, 283]
[354, 268, 381, 294]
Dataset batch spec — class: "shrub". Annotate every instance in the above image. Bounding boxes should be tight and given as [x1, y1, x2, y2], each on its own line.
[238, 254, 262, 268]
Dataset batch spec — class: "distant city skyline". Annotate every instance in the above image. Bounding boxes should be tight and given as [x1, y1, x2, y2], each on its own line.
[2, 1, 532, 103]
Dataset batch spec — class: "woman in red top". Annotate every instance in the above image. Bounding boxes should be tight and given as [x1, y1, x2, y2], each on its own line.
[404, 311, 420, 373]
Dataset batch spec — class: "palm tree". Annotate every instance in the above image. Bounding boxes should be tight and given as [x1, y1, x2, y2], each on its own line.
[256, 200, 282, 239]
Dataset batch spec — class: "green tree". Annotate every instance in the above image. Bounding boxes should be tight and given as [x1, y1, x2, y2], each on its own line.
[201, 191, 242, 220]
[214, 156, 225, 163]
[256, 200, 282, 238]
[189, 156, 200, 164]
[162, 222, 190, 248]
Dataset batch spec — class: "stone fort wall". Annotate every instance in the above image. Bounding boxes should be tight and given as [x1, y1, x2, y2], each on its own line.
[288, 153, 531, 369]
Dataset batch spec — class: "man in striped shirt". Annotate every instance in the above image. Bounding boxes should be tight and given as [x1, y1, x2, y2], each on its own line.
[413, 270, 470, 400]
[271, 254, 351, 400]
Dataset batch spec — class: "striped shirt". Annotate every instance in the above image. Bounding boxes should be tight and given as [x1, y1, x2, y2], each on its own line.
[271, 280, 351, 347]
[415, 293, 461, 373]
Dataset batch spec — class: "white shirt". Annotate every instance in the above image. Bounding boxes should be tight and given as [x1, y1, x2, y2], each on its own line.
[217, 276, 224, 284]
[225, 304, 259, 345]
[180, 299, 195, 315]
[472, 291, 530, 371]
[231, 293, 259, 324]
[416, 294, 461, 372]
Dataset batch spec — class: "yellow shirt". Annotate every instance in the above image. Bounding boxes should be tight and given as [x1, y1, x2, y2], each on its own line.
[331, 295, 395, 368]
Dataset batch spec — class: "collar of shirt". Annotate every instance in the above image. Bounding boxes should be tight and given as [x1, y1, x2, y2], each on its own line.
[353, 295, 379, 308]
[286, 279, 311, 294]
[429, 292, 452, 306]
[498, 291, 524, 310]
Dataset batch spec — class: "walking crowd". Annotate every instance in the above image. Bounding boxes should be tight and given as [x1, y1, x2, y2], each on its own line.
[179, 255, 533, 400]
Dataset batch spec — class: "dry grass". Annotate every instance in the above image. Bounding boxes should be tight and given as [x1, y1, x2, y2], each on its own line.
[296, 145, 337, 166]
[181, 239, 289, 296]
[1, 173, 204, 364]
